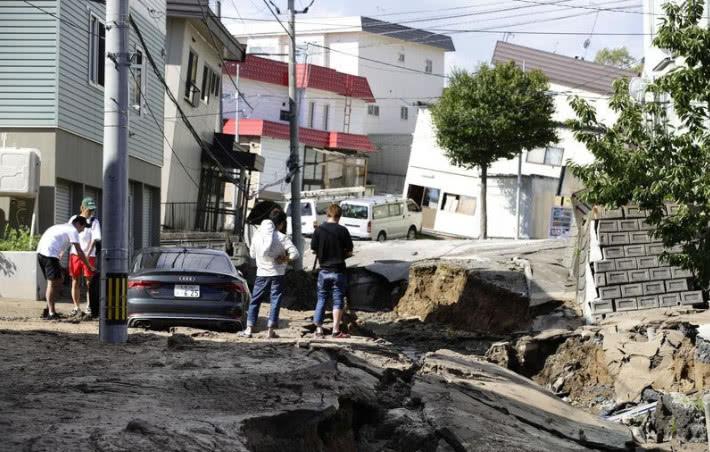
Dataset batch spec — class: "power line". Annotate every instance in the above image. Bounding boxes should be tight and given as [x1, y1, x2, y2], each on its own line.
[260, 0, 292, 37]
[511, 0, 666, 15]
[129, 69, 201, 189]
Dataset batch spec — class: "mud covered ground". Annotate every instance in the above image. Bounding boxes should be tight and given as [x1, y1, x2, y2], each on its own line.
[0, 307, 634, 452]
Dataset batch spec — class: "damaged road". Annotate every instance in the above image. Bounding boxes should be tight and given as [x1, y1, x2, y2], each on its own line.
[0, 318, 633, 452]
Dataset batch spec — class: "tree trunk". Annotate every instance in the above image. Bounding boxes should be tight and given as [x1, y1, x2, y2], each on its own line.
[480, 165, 487, 239]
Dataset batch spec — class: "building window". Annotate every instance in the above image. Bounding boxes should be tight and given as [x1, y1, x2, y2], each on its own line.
[400, 106, 409, 120]
[425, 59, 433, 73]
[441, 193, 476, 215]
[184, 50, 199, 102]
[527, 146, 564, 166]
[131, 49, 145, 115]
[89, 14, 106, 87]
[212, 71, 220, 97]
[308, 102, 315, 128]
[323, 104, 329, 130]
[201, 66, 218, 103]
[367, 105, 380, 116]
[398, 52, 405, 63]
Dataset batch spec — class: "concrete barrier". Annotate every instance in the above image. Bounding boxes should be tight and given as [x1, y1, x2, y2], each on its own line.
[0, 251, 46, 300]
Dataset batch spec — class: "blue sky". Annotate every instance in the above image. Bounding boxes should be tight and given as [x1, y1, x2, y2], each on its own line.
[221, 0, 645, 73]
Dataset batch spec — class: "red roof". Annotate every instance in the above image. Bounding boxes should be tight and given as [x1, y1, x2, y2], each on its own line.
[223, 119, 375, 153]
[224, 56, 375, 102]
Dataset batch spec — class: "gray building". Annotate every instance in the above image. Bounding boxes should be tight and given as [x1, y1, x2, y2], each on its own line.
[0, 0, 165, 250]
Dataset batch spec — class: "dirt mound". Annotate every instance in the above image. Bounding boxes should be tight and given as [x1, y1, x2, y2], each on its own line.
[395, 259, 530, 334]
[534, 335, 615, 411]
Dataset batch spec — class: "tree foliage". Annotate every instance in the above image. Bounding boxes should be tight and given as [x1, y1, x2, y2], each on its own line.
[430, 64, 558, 238]
[568, 0, 710, 285]
[594, 47, 642, 73]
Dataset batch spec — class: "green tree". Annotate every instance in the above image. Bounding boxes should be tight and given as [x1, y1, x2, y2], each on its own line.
[568, 0, 710, 285]
[594, 47, 642, 73]
[430, 64, 558, 238]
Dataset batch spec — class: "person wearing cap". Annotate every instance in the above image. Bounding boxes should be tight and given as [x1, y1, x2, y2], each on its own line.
[37, 216, 94, 320]
[67, 197, 102, 316]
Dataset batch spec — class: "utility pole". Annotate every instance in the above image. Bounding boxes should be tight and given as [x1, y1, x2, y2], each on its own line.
[100, 0, 130, 344]
[287, 0, 304, 269]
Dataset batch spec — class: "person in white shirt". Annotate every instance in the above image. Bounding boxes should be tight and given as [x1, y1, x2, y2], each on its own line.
[240, 209, 299, 338]
[67, 197, 101, 316]
[36, 216, 94, 320]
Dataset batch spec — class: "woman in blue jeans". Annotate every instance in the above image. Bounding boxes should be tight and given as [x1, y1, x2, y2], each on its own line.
[240, 210, 299, 338]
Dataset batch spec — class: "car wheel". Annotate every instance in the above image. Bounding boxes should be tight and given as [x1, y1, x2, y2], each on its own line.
[377, 231, 387, 242]
[407, 226, 417, 240]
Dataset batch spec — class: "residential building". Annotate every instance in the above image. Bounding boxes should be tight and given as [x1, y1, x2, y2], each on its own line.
[161, 0, 248, 232]
[229, 16, 455, 194]
[0, 0, 165, 251]
[222, 55, 376, 201]
[403, 42, 633, 239]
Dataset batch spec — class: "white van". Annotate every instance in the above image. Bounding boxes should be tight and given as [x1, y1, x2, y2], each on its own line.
[340, 196, 422, 241]
[285, 199, 335, 236]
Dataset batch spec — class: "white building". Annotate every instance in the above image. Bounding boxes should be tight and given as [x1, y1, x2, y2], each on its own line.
[403, 42, 633, 239]
[161, 0, 251, 232]
[222, 56, 376, 200]
[229, 16, 455, 194]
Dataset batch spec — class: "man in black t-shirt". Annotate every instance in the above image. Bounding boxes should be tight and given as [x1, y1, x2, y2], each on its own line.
[311, 204, 353, 339]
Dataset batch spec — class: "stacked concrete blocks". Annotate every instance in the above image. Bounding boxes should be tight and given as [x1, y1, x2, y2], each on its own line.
[587, 205, 704, 316]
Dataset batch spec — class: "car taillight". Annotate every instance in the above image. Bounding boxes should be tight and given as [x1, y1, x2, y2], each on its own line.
[215, 282, 248, 294]
[367, 221, 372, 233]
[128, 280, 159, 289]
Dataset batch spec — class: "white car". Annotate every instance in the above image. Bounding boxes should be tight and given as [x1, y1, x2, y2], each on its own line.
[285, 199, 334, 236]
[340, 196, 422, 241]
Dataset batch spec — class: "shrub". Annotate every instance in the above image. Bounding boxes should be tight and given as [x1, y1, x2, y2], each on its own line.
[0, 225, 39, 252]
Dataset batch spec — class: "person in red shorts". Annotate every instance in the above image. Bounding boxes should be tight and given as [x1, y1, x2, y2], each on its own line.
[67, 197, 101, 317]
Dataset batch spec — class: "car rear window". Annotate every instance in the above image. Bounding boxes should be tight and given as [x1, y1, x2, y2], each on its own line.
[287, 202, 313, 216]
[134, 250, 233, 273]
[341, 203, 368, 219]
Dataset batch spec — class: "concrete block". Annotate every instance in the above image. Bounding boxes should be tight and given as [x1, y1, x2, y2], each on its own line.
[629, 231, 652, 244]
[615, 298, 638, 312]
[594, 260, 616, 273]
[643, 281, 666, 295]
[659, 293, 681, 307]
[603, 246, 625, 260]
[624, 205, 647, 218]
[615, 257, 638, 271]
[637, 295, 659, 310]
[618, 219, 640, 231]
[600, 207, 624, 219]
[671, 267, 693, 278]
[681, 291, 703, 305]
[606, 232, 630, 246]
[637, 256, 660, 269]
[666, 204, 680, 216]
[628, 269, 650, 282]
[0, 251, 46, 300]
[606, 271, 628, 285]
[638, 220, 654, 231]
[621, 283, 643, 297]
[624, 245, 646, 257]
[645, 244, 665, 255]
[598, 220, 619, 233]
[666, 279, 689, 293]
[590, 299, 614, 314]
[595, 273, 607, 287]
[649, 267, 672, 281]
[599, 286, 622, 300]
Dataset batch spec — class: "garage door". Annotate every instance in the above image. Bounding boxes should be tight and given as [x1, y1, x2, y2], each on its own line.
[142, 186, 153, 248]
[55, 181, 71, 224]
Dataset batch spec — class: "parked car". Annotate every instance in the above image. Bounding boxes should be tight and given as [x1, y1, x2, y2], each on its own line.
[127, 247, 249, 331]
[285, 198, 338, 236]
[339, 196, 422, 242]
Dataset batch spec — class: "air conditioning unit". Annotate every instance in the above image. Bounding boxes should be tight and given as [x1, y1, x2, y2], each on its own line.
[190, 85, 201, 108]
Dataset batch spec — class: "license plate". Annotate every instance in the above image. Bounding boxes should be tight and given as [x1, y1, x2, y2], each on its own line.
[174, 284, 200, 298]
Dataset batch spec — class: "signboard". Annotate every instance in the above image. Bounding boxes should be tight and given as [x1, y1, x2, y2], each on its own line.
[549, 206, 573, 238]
